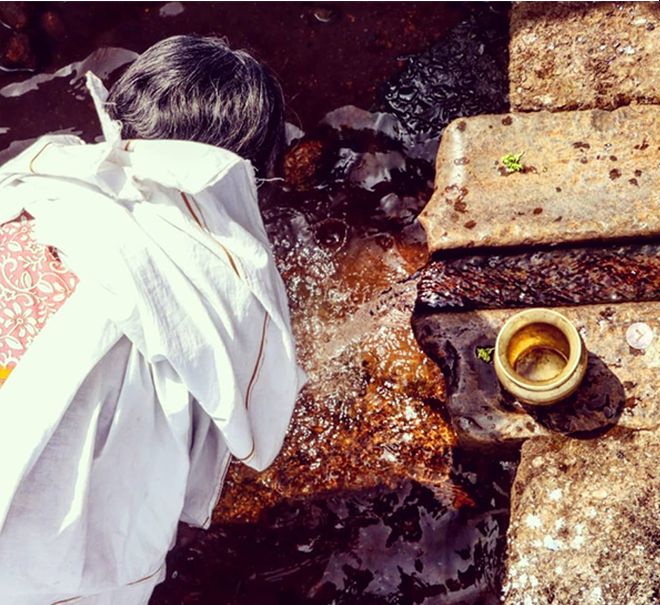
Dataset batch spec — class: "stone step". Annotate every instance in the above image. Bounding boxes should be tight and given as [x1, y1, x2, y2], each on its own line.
[412, 301, 659, 447]
[419, 105, 660, 253]
[503, 428, 659, 605]
[417, 242, 660, 312]
[510, 2, 660, 112]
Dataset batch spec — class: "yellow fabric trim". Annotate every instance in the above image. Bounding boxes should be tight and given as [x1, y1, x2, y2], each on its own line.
[29, 142, 52, 174]
[179, 191, 242, 279]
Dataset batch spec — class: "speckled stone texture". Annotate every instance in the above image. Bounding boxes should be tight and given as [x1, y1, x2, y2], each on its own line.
[510, 2, 660, 112]
[502, 428, 660, 605]
[412, 302, 660, 447]
[418, 106, 660, 253]
[412, 5, 660, 603]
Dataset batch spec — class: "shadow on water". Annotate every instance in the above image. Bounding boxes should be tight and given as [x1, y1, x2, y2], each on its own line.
[152, 448, 519, 605]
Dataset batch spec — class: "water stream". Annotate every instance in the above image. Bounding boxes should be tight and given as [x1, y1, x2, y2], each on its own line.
[0, 3, 514, 603]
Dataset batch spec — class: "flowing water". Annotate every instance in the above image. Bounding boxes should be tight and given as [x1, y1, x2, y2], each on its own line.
[0, 3, 514, 603]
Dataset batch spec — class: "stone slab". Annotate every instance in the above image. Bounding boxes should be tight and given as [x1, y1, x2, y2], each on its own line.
[417, 242, 660, 312]
[418, 105, 660, 253]
[503, 428, 660, 605]
[412, 302, 660, 447]
[510, 2, 660, 112]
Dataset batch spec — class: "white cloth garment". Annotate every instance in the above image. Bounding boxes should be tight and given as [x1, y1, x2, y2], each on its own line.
[0, 73, 305, 604]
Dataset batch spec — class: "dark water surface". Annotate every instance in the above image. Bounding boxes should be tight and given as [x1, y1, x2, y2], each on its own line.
[1, 3, 513, 603]
[155, 452, 519, 605]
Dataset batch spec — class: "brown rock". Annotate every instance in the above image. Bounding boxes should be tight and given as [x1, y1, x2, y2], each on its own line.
[503, 428, 660, 605]
[282, 139, 327, 191]
[419, 107, 660, 253]
[0, 2, 30, 30]
[40, 10, 65, 38]
[1, 31, 35, 69]
[510, 2, 660, 112]
[413, 302, 660, 447]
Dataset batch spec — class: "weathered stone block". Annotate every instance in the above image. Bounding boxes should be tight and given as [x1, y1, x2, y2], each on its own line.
[417, 243, 660, 312]
[419, 106, 660, 252]
[503, 428, 660, 605]
[413, 302, 659, 447]
[510, 2, 660, 112]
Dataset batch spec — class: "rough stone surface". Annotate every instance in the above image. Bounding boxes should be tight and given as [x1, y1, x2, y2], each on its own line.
[418, 243, 660, 312]
[510, 2, 660, 112]
[418, 106, 660, 252]
[412, 302, 660, 447]
[503, 428, 660, 605]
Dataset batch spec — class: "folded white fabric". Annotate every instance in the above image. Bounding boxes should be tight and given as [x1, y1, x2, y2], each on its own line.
[0, 73, 305, 603]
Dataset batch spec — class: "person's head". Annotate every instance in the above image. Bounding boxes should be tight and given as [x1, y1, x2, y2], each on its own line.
[107, 35, 284, 175]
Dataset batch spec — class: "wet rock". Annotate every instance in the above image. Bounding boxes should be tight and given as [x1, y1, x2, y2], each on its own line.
[417, 243, 660, 312]
[217, 95, 469, 522]
[510, 2, 660, 112]
[381, 5, 509, 141]
[412, 302, 660, 447]
[503, 428, 660, 605]
[161, 457, 516, 605]
[282, 139, 328, 191]
[1, 31, 36, 70]
[0, 2, 30, 30]
[419, 106, 660, 252]
[39, 10, 65, 38]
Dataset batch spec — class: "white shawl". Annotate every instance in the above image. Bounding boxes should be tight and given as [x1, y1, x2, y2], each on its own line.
[0, 74, 304, 602]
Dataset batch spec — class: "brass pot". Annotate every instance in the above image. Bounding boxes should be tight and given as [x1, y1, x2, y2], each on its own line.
[494, 308, 588, 405]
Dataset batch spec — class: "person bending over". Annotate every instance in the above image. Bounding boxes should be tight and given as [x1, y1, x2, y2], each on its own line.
[0, 35, 304, 605]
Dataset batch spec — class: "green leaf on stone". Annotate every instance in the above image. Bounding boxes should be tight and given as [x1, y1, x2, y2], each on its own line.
[475, 345, 495, 364]
[501, 151, 525, 173]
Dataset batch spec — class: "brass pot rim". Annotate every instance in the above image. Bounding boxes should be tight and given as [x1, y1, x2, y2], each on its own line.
[494, 308, 588, 405]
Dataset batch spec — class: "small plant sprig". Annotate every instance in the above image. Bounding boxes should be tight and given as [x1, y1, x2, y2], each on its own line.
[501, 151, 525, 173]
[475, 346, 496, 364]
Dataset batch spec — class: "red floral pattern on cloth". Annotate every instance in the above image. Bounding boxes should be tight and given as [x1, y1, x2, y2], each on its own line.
[0, 212, 78, 373]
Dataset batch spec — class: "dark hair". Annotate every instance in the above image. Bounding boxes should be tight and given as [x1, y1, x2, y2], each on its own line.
[107, 35, 284, 174]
